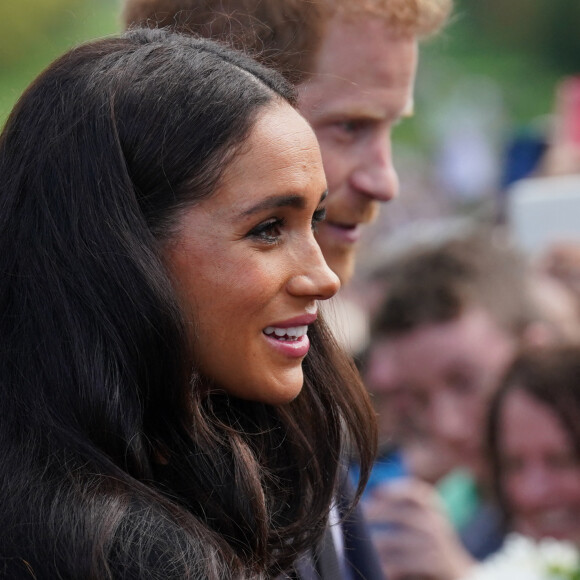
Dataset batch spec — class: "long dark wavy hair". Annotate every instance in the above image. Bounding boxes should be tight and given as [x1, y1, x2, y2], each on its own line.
[0, 28, 376, 579]
[487, 344, 580, 531]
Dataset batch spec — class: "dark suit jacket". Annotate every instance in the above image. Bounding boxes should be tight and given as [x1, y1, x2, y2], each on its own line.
[292, 485, 385, 580]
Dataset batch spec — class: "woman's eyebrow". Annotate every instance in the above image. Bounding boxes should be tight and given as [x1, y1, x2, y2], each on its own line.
[241, 190, 328, 217]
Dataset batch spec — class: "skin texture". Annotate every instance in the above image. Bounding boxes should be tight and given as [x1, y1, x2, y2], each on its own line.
[368, 308, 517, 478]
[298, 14, 418, 283]
[499, 389, 580, 545]
[164, 102, 340, 405]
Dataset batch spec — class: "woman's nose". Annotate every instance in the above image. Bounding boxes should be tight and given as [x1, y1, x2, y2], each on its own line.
[516, 466, 553, 508]
[286, 238, 340, 300]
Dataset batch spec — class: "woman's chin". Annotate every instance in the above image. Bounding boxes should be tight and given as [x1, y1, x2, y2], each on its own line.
[218, 368, 305, 406]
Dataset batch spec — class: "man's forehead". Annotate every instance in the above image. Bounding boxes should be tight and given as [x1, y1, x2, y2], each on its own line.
[297, 21, 417, 122]
[312, 16, 418, 83]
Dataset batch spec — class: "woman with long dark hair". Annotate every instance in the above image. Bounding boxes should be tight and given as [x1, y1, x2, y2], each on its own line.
[487, 344, 580, 546]
[0, 28, 376, 578]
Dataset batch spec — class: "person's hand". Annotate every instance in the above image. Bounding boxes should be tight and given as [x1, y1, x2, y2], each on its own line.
[363, 478, 476, 580]
[539, 241, 580, 301]
[538, 143, 580, 177]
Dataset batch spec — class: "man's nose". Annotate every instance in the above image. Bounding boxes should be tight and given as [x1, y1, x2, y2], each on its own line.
[431, 392, 471, 446]
[349, 135, 399, 202]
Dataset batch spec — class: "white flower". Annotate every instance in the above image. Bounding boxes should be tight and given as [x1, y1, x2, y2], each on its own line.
[462, 534, 580, 580]
[537, 536, 579, 575]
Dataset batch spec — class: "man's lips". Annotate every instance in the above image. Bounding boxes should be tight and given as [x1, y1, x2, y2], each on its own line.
[320, 221, 363, 244]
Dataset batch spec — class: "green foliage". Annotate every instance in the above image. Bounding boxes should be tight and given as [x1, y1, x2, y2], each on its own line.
[0, 0, 118, 125]
[0, 0, 578, 144]
[0, 0, 82, 66]
[546, 563, 580, 580]
[456, 0, 580, 76]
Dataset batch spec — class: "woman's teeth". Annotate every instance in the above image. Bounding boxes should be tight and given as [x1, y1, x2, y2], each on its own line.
[264, 325, 308, 340]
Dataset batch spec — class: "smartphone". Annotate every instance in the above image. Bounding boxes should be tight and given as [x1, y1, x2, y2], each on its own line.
[507, 174, 580, 255]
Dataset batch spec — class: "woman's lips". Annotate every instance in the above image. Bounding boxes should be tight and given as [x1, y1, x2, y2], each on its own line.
[262, 313, 316, 358]
[529, 508, 580, 537]
[263, 332, 310, 358]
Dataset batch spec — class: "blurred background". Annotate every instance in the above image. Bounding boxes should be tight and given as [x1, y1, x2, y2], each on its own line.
[1, 0, 579, 262]
[0, 0, 118, 121]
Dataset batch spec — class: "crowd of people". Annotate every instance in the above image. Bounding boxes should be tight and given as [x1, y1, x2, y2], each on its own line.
[1, 0, 580, 578]
[356, 228, 580, 579]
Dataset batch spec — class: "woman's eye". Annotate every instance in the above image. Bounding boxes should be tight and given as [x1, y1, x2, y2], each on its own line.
[311, 208, 327, 232]
[247, 218, 285, 243]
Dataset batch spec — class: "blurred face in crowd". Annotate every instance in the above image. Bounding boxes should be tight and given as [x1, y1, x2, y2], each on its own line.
[367, 308, 516, 478]
[366, 338, 424, 445]
[298, 14, 418, 283]
[499, 389, 580, 545]
[164, 103, 340, 405]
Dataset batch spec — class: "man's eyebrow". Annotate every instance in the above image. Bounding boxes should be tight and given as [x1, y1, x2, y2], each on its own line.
[242, 191, 328, 216]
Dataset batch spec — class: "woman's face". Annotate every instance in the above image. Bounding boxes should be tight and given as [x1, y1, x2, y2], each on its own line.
[499, 388, 580, 544]
[164, 102, 340, 405]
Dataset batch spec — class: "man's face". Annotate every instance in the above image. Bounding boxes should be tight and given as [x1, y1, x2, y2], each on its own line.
[298, 15, 418, 284]
[366, 308, 517, 478]
[365, 340, 422, 445]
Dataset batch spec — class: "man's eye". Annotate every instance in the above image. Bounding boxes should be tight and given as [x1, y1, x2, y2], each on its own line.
[311, 208, 327, 232]
[547, 453, 578, 471]
[338, 120, 363, 133]
[501, 456, 524, 475]
[448, 372, 476, 394]
[247, 218, 285, 244]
